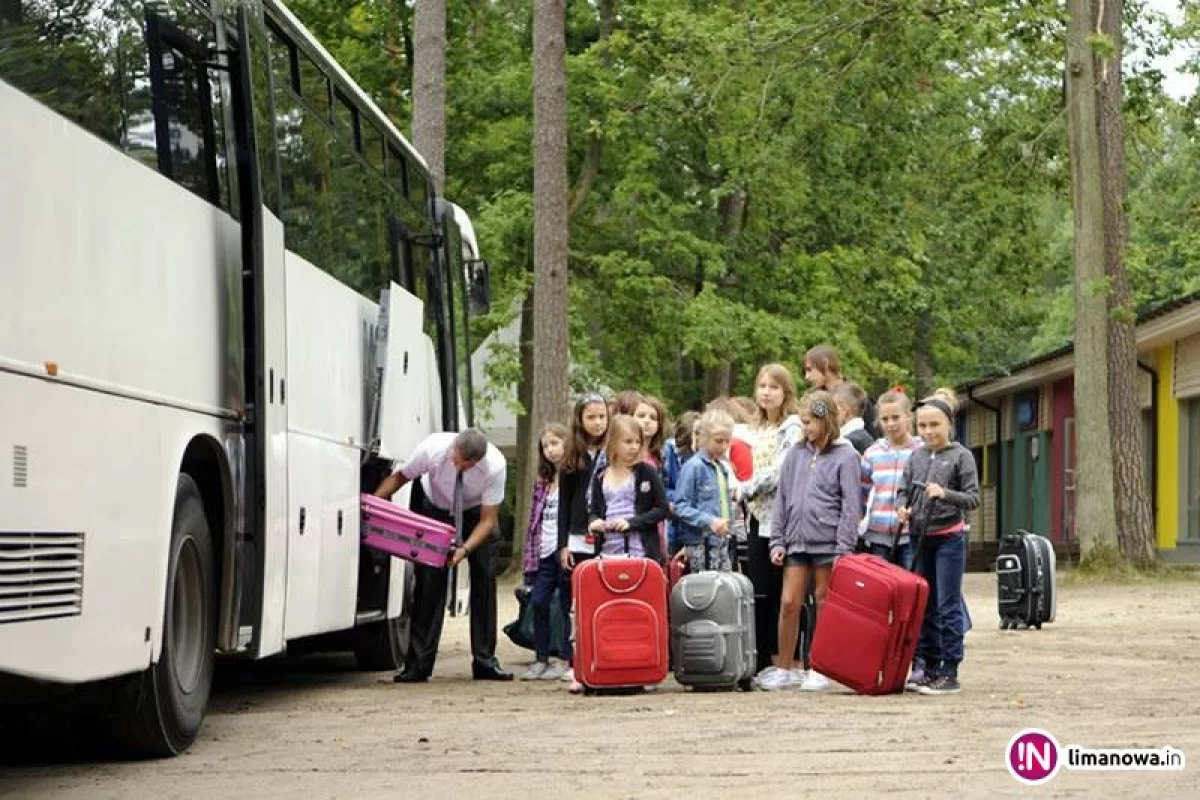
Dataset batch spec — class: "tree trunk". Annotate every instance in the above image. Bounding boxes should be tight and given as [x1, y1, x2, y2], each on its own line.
[411, 0, 446, 193]
[693, 188, 747, 405]
[1095, 0, 1156, 566]
[914, 308, 934, 398]
[704, 364, 733, 400]
[528, 0, 570, 557]
[568, 0, 613, 218]
[510, 289, 536, 574]
[1065, 0, 1119, 562]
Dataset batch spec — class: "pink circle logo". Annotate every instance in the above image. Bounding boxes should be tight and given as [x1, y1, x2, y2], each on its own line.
[1006, 729, 1062, 785]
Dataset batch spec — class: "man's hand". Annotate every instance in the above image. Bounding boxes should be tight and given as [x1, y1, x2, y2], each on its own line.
[448, 546, 469, 568]
[710, 518, 730, 536]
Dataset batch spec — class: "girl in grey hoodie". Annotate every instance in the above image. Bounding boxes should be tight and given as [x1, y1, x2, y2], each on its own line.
[758, 390, 862, 692]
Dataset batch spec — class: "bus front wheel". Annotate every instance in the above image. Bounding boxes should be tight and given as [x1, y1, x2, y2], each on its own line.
[354, 567, 414, 671]
[111, 475, 216, 757]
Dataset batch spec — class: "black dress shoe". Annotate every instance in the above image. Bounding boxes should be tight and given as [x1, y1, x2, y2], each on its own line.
[472, 664, 514, 681]
[394, 669, 429, 683]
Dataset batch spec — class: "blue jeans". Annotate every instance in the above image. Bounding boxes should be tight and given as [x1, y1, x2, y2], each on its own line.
[916, 531, 966, 675]
[868, 541, 913, 571]
[531, 554, 572, 662]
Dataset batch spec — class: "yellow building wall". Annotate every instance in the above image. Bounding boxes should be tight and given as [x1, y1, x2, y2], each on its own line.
[1156, 344, 1180, 550]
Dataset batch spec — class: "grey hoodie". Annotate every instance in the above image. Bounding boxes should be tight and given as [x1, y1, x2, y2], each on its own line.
[896, 442, 980, 535]
[768, 440, 862, 556]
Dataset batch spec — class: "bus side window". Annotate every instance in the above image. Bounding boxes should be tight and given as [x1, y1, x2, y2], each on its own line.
[407, 157, 428, 213]
[0, 0, 232, 212]
[388, 218, 415, 294]
[386, 144, 408, 196]
[268, 22, 393, 301]
[145, 9, 229, 209]
[246, 17, 281, 214]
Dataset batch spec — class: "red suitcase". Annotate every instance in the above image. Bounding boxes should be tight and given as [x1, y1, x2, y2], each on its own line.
[572, 556, 669, 692]
[809, 553, 928, 695]
[667, 558, 688, 596]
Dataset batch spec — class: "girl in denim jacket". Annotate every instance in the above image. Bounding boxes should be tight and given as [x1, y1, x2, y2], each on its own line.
[671, 410, 737, 572]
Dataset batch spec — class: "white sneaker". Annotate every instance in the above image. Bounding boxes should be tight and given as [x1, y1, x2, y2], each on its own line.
[754, 665, 781, 686]
[560, 668, 575, 683]
[521, 662, 548, 681]
[758, 668, 801, 691]
[540, 662, 566, 681]
[800, 670, 830, 692]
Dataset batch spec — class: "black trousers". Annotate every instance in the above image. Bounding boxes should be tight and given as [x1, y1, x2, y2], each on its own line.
[405, 480, 501, 677]
[747, 518, 814, 672]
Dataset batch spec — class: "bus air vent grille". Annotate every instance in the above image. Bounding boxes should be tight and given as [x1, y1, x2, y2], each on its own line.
[0, 531, 85, 624]
[12, 445, 27, 488]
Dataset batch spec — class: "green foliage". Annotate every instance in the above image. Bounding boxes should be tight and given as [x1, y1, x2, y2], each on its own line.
[283, 0, 1196, 419]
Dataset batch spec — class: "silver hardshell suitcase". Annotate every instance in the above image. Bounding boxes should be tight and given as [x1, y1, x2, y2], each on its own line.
[670, 548, 756, 691]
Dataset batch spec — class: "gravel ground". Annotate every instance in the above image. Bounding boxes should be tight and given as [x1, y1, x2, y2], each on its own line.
[3, 572, 1198, 798]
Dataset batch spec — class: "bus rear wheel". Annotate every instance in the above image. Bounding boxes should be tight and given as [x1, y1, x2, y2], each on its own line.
[110, 475, 216, 757]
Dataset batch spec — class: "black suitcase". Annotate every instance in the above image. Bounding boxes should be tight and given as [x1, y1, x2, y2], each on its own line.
[996, 530, 1057, 630]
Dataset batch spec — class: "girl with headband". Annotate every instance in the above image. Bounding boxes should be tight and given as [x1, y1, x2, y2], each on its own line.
[896, 387, 980, 696]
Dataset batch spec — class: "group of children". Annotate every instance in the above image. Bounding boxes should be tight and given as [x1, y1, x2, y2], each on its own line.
[519, 345, 980, 697]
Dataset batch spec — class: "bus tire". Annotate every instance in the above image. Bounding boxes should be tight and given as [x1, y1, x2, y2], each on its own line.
[354, 568, 414, 671]
[111, 475, 216, 757]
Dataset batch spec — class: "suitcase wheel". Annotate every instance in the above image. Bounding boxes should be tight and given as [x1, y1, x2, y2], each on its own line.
[737, 677, 756, 693]
[1033, 622, 1042, 630]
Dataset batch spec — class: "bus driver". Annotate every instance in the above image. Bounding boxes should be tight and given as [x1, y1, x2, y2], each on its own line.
[374, 429, 513, 682]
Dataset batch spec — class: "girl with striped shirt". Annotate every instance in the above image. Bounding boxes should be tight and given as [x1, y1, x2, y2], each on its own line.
[860, 388, 921, 569]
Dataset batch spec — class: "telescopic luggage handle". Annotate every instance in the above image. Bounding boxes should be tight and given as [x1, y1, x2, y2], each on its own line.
[890, 481, 927, 571]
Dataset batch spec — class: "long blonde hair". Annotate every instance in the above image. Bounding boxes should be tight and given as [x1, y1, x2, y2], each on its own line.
[755, 363, 800, 425]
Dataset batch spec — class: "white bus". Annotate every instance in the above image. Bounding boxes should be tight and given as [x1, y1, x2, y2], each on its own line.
[0, 0, 488, 756]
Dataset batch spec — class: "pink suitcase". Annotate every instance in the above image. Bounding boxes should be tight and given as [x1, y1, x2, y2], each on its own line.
[360, 493, 456, 568]
[809, 553, 928, 695]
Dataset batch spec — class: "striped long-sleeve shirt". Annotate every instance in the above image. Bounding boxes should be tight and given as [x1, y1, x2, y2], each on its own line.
[860, 437, 922, 547]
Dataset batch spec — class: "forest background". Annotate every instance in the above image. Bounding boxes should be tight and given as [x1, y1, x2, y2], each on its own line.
[288, 0, 1198, 421]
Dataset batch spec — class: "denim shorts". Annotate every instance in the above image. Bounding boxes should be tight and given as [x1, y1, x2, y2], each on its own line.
[785, 552, 836, 568]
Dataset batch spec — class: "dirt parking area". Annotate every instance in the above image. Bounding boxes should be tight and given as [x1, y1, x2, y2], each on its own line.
[3, 572, 1198, 798]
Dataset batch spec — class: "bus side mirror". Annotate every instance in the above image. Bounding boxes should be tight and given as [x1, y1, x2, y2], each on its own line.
[466, 259, 491, 316]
